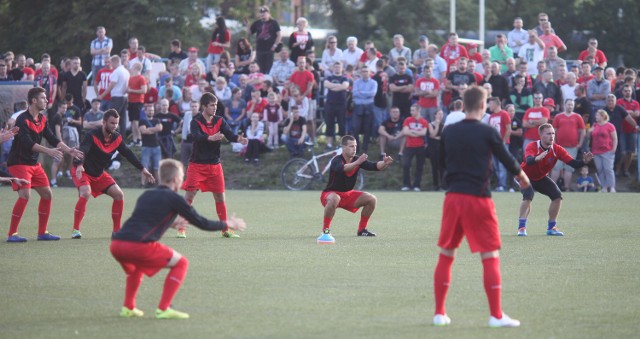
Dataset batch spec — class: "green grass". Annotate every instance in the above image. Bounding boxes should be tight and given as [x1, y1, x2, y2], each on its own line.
[1, 188, 639, 338]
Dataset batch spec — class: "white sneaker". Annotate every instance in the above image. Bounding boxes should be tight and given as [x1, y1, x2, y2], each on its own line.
[433, 314, 451, 326]
[413, 187, 421, 192]
[401, 187, 410, 191]
[488, 313, 520, 327]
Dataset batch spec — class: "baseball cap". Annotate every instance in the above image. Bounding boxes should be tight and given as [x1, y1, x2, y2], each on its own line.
[543, 98, 555, 106]
[419, 35, 429, 42]
[188, 47, 198, 53]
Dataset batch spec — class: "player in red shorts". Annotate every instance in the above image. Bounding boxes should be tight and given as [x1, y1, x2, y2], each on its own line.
[111, 159, 246, 319]
[433, 86, 530, 327]
[317, 135, 393, 244]
[6, 87, 84, 243]
[180, 92, 247, 238]
[516, 123, 593, 236]
[72, 109, 155, 239]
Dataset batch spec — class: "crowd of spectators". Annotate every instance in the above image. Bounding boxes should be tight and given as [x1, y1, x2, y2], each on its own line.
[1, 8, 639, 191]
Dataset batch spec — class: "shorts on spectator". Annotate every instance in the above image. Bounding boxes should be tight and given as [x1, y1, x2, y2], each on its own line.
[141, 146, 161, 171]
[619, 132, 637, 153]
[552, 147, 578, 173]
[128, 102, 144, 122]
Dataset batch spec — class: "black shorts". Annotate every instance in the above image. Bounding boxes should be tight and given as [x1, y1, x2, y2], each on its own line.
[128, 102, 144, 122]
[521, 176, 563, 201]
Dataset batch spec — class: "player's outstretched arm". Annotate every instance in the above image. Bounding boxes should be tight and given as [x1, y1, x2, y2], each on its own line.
[376, 153, 393, 170]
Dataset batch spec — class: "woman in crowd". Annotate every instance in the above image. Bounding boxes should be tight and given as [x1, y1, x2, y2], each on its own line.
[207, 16, 231, 71]
[224, 87, 247, 134]
[590, 109, 618, 192]
[235, 38, 255, 76]
[288, 17, 314, 64]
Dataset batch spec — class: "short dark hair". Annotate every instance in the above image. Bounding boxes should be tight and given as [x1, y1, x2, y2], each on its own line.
[28, 87, 46, 105]
[463, 86, 487, 113]
[200, 92, 218, 108]
[341, 135, 356, 145]
[91, 98, 100, 104]
[65, 93, 74, 102]
[103, 109, 120, 120]
[171, 39, 181, 47]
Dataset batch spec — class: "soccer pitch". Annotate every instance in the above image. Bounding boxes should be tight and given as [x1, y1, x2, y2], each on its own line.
[0, 188, 638, 338]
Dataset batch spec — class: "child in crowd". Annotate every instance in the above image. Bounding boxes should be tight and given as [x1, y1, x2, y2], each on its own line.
[576, 166, 596, 192]
[263, 92, 283, 149]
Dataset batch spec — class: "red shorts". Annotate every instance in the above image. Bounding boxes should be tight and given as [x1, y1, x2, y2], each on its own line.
[72, 166, 116, 198]
[110, 240, 174, 277]
[8, 164, 49, 190]
[320, 190, 363, 213]
[437, 193, 501, 253]
[182, 163, 225, 193]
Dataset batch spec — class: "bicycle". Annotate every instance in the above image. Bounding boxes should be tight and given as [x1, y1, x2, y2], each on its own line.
[281, 141, 365, 191]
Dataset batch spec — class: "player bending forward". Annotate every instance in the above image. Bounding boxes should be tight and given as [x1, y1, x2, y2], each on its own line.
[72, 109, 155, 239]
[433, 86, 530, 327]
[517, 123, 593, 236]
[317, 135, 393, 244]
[110, 159, 246, 319]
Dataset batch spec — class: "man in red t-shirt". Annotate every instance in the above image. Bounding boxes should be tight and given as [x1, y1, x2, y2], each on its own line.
[246, 89, 269, 120]
[616, 85, 640, 176]
[415, 66, 440, 121]
[487, 97, 512, 191]
[439, 32, 469, 68]
[577, 38, 607, 68]
[400, 105, 428, 191]
[127, 63, 148, 146]
[550, 99, 586, 190]
[289, 57, 315, 99]
[522, 93, 550, 150]
[517, 123, 593, 237]
[94, 57, 113, 111]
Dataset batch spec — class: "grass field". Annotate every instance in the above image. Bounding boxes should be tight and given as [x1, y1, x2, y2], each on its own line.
[1, 188, 639, 338]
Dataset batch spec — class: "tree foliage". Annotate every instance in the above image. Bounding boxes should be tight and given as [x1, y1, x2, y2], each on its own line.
[0, 0, 209, 68]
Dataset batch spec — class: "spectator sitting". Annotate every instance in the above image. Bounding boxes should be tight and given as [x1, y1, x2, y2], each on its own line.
[244, 112, 265, 165]
[185, 63, 206, 87]
[378, 107, 405, 160]
[83, 99, 104, 130]
[576, 166, 596, 192]
[224, 87, 247, 134]
[214, 76, 232, 102]
[159, 78, 182, 102]
[247, 62, 265, 92]
[282, 105, 307, 158]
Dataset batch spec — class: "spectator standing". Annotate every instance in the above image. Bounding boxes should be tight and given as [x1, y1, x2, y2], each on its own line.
[342, 36, 363, 69]
[389, 61, 414, 118]
[401, 105, 428, 191]
[427, 109, 444, 190]
[388, 34, 412, 67]
[539, 22, 566, 58]
[247, 5, 281, 74]
[508, 17, 528, 55]
[127, 63, 148, 147]
[320, 36, 343, 77]
[59, 56, 87, 112]
[269, 49, 295, 87]
[488, 34, 513, 73]
[487, 97, 512, 191]
[89, 26, 112, 84]
[522, 93, 550, 150]
[323, 62, 350, 149]
[207, 16, 231, 71]
[179, 101, 199, 169]
[517, 30, 545, 77]
[587, 66, 610, 112]
[94, 57, 113, 111]
[533, 70, 563, 112]
[615, 87, 640, 177]
[288, 17, 314, 64]
[578, 38, 607, 68]
[351, 66, 378, 153]
[415, 66, 440, 122]
[262, 92, 283, 149]
[156, 99, 181, 159]
[590, 110, 618, 192]
[550, 99, 586, 191]
[440, 32, 468, 68]
[34, 62, 57, 111]
[100, 56, 129, 136]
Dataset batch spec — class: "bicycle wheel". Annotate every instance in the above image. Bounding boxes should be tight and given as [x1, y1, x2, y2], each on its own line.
[355, 171, 365, 190]
[281, 158, 315, 190]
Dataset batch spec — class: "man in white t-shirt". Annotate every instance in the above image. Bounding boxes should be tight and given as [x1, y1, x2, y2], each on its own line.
[517, 30, 545, 76]
[443, 100, 466, 127]
[99, 55, 130, 136]
[342, 36, 363, 69]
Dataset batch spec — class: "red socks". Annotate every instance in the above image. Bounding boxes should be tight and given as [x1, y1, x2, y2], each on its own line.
[73, 197, 89, 231]
[215, 202, 227, 231]
[112, 199, 124, 232]
[158, 257, 189, 310]
[323, 217, 332, 231]
[358, 216, 370, 231]
[433, 253, 454, 315]
[8, 197, 28, 236]
[124, 271, 144, 310]
[482, 257, 503, 319]
[37, 198, 52, 235]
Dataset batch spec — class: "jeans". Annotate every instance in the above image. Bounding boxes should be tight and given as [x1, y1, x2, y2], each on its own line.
[352, 103, 374, 152]
[324, 102, 346, 138]
[594, 151, 615, 189]
[159, 135, 176, 159]
[284, 135, 308, 157]
[403, 146, 426, 188]
[372, 106, 388, 138]
[141, 146, 161, 171]
[256, 50, 275, 74]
